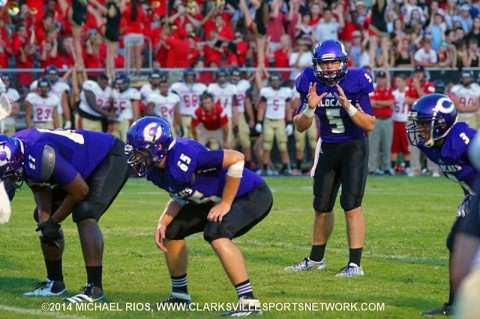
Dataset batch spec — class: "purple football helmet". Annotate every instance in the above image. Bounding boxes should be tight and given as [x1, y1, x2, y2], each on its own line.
[312, 39, 348, 86]
[125, 116, 175, 176]
[0, 135, 24, 181]
[406, 93, 458, 147]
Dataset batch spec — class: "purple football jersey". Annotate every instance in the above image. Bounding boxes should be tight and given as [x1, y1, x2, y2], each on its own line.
[146, 138, 265, 204]
[295, 68, 374, 143]
[14, 129, 115, 186]
[419, 122, 477, 194]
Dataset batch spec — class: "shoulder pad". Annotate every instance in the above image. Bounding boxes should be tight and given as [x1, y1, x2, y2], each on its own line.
[41, 145, 56, 181]
[342, 68, 374, 95]
[295, 68, 315, 96]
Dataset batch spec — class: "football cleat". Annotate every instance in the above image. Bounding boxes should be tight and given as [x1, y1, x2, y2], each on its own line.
[160, 292, 192, 305]
[64, 283, 105, 303]
[221, 296, 262, 317]
[335, 263, 364, 277]
[420, 303, 452, 316]
[23, 278, 67, 296]
[285, 257, 326, 271]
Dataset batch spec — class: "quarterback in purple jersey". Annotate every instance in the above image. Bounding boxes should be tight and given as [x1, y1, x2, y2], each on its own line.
[125, 116, 272, 316]
[406, 93, 478, 316]
[0, 129, 129, 303]
[286, 39, 375, 277]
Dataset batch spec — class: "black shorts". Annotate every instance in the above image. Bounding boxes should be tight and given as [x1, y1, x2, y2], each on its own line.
[459, 195, 480, 239]
[33, 138, 129, 223]
[69, 0, 88, 27]
[313, 135, 368, 212]
[165, 182, 273, 242]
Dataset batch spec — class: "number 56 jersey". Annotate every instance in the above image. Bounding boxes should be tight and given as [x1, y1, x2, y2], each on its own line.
[295, 68, 374, 143]
[146, 138, 264, 205]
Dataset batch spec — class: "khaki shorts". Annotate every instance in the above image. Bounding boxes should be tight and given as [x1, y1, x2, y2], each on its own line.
[110, 119, 130, 142]
[263, 118, 287, 152]
[33, 122, 55, 129]
[294, 118, 318, 151]
[197, 123, 224, 150]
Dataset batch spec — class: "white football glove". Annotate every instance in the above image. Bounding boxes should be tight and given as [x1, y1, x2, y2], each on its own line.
[255, 122, 263, 133]
[457, 194, 473, 217]
[0, 180, 12, 224]
[285, 122, 294, 136]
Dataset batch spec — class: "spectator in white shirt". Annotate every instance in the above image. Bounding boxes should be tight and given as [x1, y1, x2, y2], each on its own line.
[414, 36, 438, 67]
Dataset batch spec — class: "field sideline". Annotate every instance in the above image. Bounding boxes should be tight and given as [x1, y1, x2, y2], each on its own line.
[0, 175, 463, 318]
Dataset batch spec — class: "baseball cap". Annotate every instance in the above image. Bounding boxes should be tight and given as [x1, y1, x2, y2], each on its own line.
[355, 1, 365, 7]
[376, 70, 387, 78]
[460, 4, 470, 11]
[462, 70, 474, 78]
[414, 65, 424, 73]
[352, 30, 362, 37]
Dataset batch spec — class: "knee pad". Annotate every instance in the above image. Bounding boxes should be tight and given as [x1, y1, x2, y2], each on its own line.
[165, 223, 186, 240]
[313, 197, 334, 213]
[278, 141, 288, 152]
[340, 194, 362, 212]
[203, 222, 236, 242]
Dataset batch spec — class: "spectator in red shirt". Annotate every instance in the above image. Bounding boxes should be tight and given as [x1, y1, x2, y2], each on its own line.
[122, 0, 145, 74]
[368, 70, 395, 175]
[39, 28, 59, 69]
[309, 2, 323, 26]
[202, 31, 223, 68]
[0, 17, 13, 68]
[12, 24, 29, 55]
[165, 29, 194, 68]
[266, 0, 287, 52]
[233, 30, 249, 66]
[224, 42, 240, 67]
[271, 34, 292, 82]
[57, 36, 76, 69]
[16, 43, 36, 88]
[191, 92, 229, 150]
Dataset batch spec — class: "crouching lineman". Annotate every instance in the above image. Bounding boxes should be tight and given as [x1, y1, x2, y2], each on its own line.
[125, 116, 272, 316]
[0, 129, 129, 302]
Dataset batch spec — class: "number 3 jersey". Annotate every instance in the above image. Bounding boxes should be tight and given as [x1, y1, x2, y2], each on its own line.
[13, 128, 115, 186]
[146, 138, 264, 205]
[418, 122, 477, 195]
[295, 68, 374, 143]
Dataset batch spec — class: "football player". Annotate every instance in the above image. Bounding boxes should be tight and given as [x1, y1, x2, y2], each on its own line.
[286, 39, 375, 277]
[0, 129, 129, 302]
[78, 74, 114, 132]
[24, 77, 60, 129]
[140, 69, 164, 113]
[146, 78, 182, 136]
[255, 72, 293, 176]
[170, 68, 207, 138]
[207, 68, 239, 146]
[0, 74, 20, 135]
[45, 65, 72, 129]
[125, 116, 272, 316]
[110, 74, 141, 142]
[230, 67, 255, 170]
[450, 70, 480, 130]
[407, 94, 478, 316]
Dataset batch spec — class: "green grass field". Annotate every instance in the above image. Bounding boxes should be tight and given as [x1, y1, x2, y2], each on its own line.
[0, 175, 463, 319]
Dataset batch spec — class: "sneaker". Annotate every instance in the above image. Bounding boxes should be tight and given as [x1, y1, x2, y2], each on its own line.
[383, 169, 395, 176]
[291, 169, 303, 176]
[64, 283, 105, 303]
[432, 171, 441, 178]
[420, 303, 452, 316]
[160, 292, 191, 305]
[24, 278, 67, 296]
[335, 263, 364, 277]
[284, 257, 326, 271]
[221, 296, 262, 316]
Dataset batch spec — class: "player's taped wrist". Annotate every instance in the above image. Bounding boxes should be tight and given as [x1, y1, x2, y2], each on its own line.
[345, 105, 358, 117]
[303, 107, 315, 117]
[227, 160, 244, 178]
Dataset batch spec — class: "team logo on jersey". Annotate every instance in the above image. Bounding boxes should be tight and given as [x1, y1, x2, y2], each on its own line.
[0, 144, 11, 167]
[143, 123, 163, 143]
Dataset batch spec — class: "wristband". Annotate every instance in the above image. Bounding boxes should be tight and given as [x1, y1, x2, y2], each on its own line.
[303, 107, 315, 117]
[346, 105, 358, 117]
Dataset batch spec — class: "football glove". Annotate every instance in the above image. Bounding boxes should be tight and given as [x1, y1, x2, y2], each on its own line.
[457, 194, 473, 217]
[255, 121, 263, 133]
[0, 180, 11, 224]
[285, 121, 294, 136]
[36, 218, 62, 246]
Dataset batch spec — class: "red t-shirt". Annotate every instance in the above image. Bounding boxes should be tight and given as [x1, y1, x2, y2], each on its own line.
[236, 41, 248, 66]
[123, 3, 145, 34]
[165, 36, 192, 68]
[405, 79, 435, 107]
[370, 86, 394, 118]
[273, 48, 290, 81]
[191, 102, 228, 130]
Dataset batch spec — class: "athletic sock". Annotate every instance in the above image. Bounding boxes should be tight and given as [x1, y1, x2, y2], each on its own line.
[45, 259, 63, 282]
[309, 244, 326, 262]
[171, 274, 188, 294]
[235, 279, 254, 299]
[348, 248, 363, 266]
[86, 266, 103, 289]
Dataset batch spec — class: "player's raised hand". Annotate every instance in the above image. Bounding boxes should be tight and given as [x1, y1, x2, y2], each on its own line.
[307, 82, 327, 109]
[334, 84, 351, 110]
